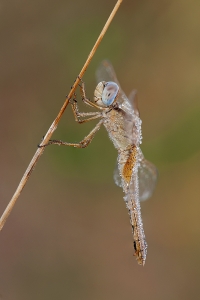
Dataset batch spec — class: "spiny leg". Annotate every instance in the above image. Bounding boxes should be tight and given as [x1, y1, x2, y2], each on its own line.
[39, 119, 103, 148]
[78, 79, 106, 110]
[70, 97, 102, 124]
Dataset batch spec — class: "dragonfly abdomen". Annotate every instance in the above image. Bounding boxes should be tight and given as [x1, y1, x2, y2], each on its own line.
[117, 146, 148, 265]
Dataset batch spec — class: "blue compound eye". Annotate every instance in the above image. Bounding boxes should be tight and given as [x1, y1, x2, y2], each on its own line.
[102, 82, 119, 106]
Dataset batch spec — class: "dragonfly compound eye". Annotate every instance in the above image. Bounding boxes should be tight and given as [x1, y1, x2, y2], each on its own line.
[102, 82, 119, 106]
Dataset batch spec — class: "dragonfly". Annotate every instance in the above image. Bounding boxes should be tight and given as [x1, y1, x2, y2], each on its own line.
[42, 60, 157, 266]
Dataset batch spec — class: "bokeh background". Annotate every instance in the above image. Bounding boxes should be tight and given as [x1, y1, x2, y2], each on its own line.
[1, 0, 200, 299]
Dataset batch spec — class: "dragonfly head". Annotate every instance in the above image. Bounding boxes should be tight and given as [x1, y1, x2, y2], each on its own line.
[94, 81, 119, 107]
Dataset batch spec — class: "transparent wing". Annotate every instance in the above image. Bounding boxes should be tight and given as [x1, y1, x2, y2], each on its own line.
[96, 60, 139, 115]
[128, 90, 139, 117]
[114, 159, 157, 202]
[96, 60, 131, 111]
[138, 159, 158, 201]
[96, 60, 121, 86]
[113, 162, 123, 188]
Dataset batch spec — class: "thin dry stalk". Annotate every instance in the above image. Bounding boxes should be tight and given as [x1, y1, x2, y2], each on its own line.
[0, 0, 123, 231]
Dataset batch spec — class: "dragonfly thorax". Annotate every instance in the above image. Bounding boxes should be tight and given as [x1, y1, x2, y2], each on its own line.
[94, 81, 119, 107]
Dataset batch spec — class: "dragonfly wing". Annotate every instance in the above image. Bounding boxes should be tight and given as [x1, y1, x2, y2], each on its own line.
[96, 60, 121, 85]
[96, 60, 132, 111]
[128, 90, 139, 117]
[138, 158, 158, 202]
[113, 161, 122, 188]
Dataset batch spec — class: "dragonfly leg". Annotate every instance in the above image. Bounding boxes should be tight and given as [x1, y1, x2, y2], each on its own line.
[39, 119, 103, 148]
[78, 80, 107, 110]
[71, 98, 102, 124]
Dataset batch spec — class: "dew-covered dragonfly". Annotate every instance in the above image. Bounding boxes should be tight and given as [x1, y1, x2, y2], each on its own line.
[43, 60, 157, 266]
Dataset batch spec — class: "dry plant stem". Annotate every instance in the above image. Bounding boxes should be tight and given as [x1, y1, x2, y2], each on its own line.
[0, 0, 123, 231]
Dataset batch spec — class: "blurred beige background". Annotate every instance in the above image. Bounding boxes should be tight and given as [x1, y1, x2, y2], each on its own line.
[1, 0, 200, 299]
